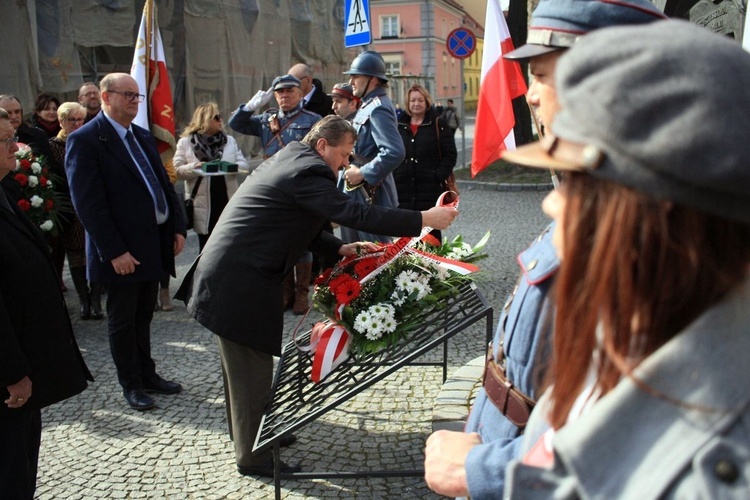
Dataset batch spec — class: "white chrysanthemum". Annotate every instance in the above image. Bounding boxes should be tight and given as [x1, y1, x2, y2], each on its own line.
[39, 220, 54, 231]
[364, 327, 384, 341]
[447, 242, 473, 260]
[381, 316, 397, 333]
[28, 176, 39, 188]
[16, 159, 20, 168]
[390, 290, 406, 306]
[31, 162, 42, 173]
[354, 311, 371, 333]
[30, 195, 43, 207]
[46, 181, 53, 189]
[432, 266, 450, 280]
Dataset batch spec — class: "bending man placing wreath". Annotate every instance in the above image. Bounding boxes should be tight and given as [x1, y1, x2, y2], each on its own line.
[175, 115, 458, 478]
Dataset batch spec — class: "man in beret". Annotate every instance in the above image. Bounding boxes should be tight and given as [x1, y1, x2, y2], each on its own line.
[424, 0, 666, 497]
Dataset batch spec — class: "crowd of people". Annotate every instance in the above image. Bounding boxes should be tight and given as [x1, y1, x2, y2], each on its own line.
[3, 1, 750, 497]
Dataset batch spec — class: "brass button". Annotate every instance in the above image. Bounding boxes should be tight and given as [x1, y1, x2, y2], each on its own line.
[714, 459, 739, 483]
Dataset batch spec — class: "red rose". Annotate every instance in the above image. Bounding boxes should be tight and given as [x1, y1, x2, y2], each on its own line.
[14, 173, 28, 186]
[20, 159, 31, 169]
[333, 278, 361, 305]
[39, 176, 48, 186]
[17, 199, 30, 211]
[45, 199, 54, 211]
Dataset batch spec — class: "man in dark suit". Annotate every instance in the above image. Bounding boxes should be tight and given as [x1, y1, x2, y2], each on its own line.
[288, 63, 333, 117]
[66, 73, 187, 411]
[176, 116, 458, 478]
[0, 107, 93, 498]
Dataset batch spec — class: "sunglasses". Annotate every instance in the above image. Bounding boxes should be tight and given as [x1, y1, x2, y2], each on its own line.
[213, 114, 222, 121]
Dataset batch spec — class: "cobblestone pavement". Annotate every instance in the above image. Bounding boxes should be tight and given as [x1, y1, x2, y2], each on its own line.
[36, 186, 550, 499]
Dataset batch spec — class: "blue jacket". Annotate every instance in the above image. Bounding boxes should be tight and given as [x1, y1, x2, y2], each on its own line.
[463, 224, 559, 499]
[338, 86, 405, 243]
[65, 112, 186, 284]
[506, 278, 750, 500]
[228, 103, 320, 158]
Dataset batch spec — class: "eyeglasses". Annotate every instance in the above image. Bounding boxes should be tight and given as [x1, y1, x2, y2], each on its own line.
[213, 114, 222, 121]
[65, 117, 85, 124]
[0, 136, 17, 149]
[106, 90, 145, 103]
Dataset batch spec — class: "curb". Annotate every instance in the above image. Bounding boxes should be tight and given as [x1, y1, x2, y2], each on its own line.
[455, 180, 554, 192]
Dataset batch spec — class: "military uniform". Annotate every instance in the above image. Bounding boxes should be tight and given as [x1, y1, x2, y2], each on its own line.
[338, 86, 404, 243]
[462, 224, 559, 498]
[228, 103, 321, 158]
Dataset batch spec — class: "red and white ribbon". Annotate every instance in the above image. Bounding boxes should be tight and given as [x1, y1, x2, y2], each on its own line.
[309, 322, 351, 383]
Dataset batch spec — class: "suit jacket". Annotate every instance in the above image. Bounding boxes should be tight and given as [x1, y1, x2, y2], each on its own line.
[305, 79, 334, 118]
[0, 185, 92, 416]
[505, 278, 750, 500]
[65, 112, 186, 284]
[176, 141, 422, 356]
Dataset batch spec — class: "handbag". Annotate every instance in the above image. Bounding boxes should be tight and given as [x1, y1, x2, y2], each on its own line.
[184, 177, 202, 230]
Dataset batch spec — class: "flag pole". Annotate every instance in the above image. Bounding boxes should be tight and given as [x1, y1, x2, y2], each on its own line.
[144, 0, 153, 122]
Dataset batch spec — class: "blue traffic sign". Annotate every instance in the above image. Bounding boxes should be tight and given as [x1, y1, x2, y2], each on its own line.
[447, 28, 476, 60]
[345, 0, 372, 48]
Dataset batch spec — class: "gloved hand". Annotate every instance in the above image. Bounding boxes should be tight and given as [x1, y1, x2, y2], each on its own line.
[246, 88, 274, 111]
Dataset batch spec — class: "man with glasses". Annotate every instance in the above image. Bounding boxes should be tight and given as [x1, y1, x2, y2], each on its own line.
[0, 107, 92, 498]
[78, 82, 101, 123]
[0, 94, 52, 163]
[65, 73, 187, 411]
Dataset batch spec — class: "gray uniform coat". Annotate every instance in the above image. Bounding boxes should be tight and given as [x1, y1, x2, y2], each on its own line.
[505, 278, 750, 499]
[176, 141, 422, 356]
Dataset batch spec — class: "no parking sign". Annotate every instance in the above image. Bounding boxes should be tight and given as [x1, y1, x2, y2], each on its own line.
[446, 28, 476, 59]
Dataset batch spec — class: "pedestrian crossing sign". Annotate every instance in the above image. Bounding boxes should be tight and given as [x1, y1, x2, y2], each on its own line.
[345, 0, 371, 47]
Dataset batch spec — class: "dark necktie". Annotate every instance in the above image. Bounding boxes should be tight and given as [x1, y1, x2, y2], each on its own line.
[125, 130, 167, 214]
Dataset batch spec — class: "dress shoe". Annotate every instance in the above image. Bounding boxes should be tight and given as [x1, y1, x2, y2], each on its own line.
[143, 374, 182, 394]
[124, 389, 155, 411]
[279, 433, 297, 447]
[238, 460, 301, 478]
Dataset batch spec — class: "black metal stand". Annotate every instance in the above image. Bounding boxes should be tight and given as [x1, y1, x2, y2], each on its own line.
[255, 282, 493, 499]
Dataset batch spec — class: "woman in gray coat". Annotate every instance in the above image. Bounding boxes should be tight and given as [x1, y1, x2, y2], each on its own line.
[501, 22, 750, 498]
[176, 116, 457, 478]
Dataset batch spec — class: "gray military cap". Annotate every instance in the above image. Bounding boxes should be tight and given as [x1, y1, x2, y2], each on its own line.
[504, 0, 666, 61]
[272, 74, 301, 91]
[502, 20, 750, 224]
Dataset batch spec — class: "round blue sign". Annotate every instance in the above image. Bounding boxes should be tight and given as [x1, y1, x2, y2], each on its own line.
[447, 28, 476, 60]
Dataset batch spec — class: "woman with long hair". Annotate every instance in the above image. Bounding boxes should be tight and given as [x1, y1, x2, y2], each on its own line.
[175, 102, 247, 252]
[502, 21, 750, 497]
[48, 102, 103, 319]
[28, 93, 61, 138]
[394, 84, 456, 240]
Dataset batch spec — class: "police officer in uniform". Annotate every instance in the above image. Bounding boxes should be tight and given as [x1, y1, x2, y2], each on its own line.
[338, 51, 405, 244]
[228, 74, 321, 159]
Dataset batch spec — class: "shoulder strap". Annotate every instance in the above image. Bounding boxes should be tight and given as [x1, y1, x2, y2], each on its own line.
[435, 117, 442, 160]
[189, 177, 203, 199]
[265, 111, 305, 151]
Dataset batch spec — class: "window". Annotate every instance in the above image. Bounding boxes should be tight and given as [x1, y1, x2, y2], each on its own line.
[381, 15, 399, 38]
[383, 54, 402, 76]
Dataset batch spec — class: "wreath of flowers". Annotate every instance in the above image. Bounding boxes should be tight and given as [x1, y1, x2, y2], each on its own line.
[13, 144, 65, 236]
[312, 232, 490, 357]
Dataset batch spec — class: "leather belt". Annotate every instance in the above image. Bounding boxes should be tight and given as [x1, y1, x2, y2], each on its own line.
[482, 346, 536, 429]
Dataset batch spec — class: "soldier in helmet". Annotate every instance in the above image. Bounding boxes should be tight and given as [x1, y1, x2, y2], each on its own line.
[339, 50, 405, 243]
[328, 83, 360, 121]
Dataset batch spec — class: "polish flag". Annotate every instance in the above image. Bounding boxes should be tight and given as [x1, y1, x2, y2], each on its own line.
[131, 0, 176, 168]
[471, 0, 528, 177]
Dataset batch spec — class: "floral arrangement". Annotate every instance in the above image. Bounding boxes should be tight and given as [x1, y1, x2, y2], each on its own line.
[13, 144, 65, 236]
[312, 232, 490, 358]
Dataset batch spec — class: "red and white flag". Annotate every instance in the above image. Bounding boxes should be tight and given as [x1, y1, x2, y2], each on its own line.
[471, 0, 527, 177]
[131, 0, 176, 167]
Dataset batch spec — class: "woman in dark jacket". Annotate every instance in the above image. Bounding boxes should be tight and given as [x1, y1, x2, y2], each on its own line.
[394, 84, 457, 240]
[27, 93, 61, 139]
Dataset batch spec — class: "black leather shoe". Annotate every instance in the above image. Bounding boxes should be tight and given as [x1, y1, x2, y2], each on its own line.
[238, 460, 301, 478]
[124, 389, 155, 411]
[279, 434, 297, 447]
[143, 374, 182, 394]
